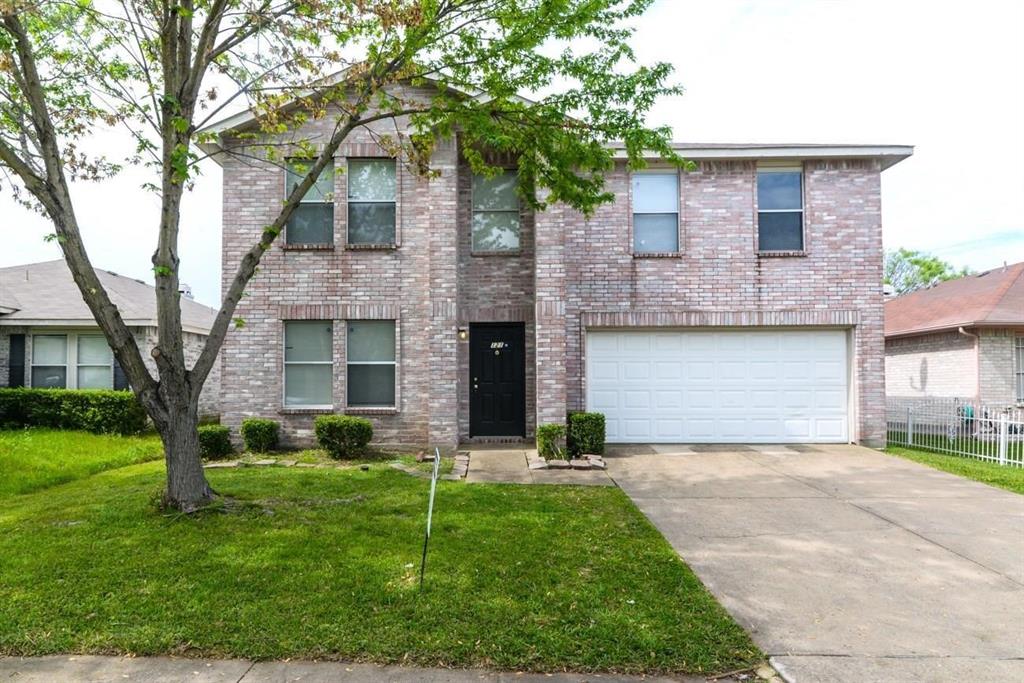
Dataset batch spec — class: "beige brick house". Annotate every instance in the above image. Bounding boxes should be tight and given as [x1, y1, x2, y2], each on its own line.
[0, 260, 220, 417]
[885, 262, 1024, 406]
[203, 95, 910, 450]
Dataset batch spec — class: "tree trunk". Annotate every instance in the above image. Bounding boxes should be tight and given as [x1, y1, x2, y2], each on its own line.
[158, 406, 214, 512]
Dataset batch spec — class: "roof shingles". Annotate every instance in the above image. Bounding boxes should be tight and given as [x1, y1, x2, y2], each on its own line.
[884, 262, 1024, 337]
[0, 260, 215, 334]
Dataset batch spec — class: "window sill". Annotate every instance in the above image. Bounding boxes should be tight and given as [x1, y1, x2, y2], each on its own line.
[345, 406, 398, 416]
[471, 250, 522, 257]
[633, 251, 682, 259]
[758, 250, 807, 258]
[282, 243, 334, 251]
[345, 243, 398, 251]
[279, 407, 334, 415]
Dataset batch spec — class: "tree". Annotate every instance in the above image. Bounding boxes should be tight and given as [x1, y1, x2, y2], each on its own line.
[0, 0, 682, 511]
[884, 248, 972, 296]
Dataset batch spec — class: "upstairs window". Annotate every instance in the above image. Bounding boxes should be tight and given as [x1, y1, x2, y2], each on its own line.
[283, 321, 333, 408]
[347, 320, 396, 408]
[286, 159, 334, 245]
[348, 159, 396, 245]
[632, 172, 679, 253]
[757, 167, 804, 252]
[472, 170, 520, 251]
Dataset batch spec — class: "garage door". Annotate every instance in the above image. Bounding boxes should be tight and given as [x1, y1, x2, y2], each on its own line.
[587, 329, 849, 443]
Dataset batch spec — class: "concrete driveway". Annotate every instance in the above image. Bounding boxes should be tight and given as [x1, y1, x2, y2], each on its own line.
[607, 444, 1024, 683]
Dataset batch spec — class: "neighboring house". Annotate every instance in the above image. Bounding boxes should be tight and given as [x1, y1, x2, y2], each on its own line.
[202, 87, 911, 449]
[885, 262, 1024, 406]
[0, 260, 221, 417]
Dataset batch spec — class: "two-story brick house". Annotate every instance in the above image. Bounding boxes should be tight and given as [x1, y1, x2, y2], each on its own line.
[203, 94, 911, 450]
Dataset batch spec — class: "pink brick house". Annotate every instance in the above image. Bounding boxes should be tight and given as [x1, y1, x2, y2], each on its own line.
[885, 262, 1024, 406]
[203, 100, 911, 450]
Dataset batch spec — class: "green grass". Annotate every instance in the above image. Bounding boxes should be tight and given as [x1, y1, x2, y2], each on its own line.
[886, 446, 1024, 495]
[0, 436, 759, 674]
[0, 429, 162, 496]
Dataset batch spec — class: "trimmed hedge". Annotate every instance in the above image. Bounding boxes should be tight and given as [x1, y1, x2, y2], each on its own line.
[0, 388, 147, 435]
[314, 415, 373, 459]
[198, 425, 233, 460]
[567, 411, 605, 456]
[536, 423, 566, 459]
[240, 418, 279, 453]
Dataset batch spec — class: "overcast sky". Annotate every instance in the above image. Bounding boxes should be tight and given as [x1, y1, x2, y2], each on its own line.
[2, 0, 1022, 308]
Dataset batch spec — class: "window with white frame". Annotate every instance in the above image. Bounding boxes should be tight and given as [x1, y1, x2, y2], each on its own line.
[757, 167, 804, 251]
[30, 332, 113, 389]
[76, 335, 113, 388]
[472, 170, 520, 251]
[286, 159, 334, 245]
[283, 321, 333, 407]
[31, 334, 68, 388]
[346, 320, 396, 407]
[1015, 336, 1024, 403]
[632, 172, 679, 253]
[347, 159, 396, 245]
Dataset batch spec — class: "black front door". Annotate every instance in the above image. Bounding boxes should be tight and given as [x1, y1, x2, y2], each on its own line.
[469, 323, 526, 437]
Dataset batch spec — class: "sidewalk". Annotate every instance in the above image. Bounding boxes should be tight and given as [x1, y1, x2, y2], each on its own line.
[464, 448, 614, 485]
[0, 655, 702, 682]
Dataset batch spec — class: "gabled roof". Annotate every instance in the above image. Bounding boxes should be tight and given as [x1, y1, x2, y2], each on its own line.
[884, 262, 1024, 338]
[0, 260, 216, 335]
[196, 72, 913, 170]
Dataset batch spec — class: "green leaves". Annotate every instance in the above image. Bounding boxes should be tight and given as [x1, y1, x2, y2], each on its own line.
[884, 248, 972, 295]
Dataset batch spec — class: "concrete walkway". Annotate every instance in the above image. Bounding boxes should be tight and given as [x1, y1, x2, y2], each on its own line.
[465, 448, 614, 485]
[606, 444, 1024, 683]
[0, 655, 701, 682]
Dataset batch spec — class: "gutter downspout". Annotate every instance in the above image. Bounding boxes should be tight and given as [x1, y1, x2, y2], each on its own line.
[959, 327, 980, 401]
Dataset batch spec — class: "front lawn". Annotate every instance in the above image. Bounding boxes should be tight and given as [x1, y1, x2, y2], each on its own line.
[0, 429, 162, 496]
[886, 446, 1024, 495]
[0, 437, 759, 675]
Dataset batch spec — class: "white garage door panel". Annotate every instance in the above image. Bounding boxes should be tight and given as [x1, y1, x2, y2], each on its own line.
[587, 330, 849, 443]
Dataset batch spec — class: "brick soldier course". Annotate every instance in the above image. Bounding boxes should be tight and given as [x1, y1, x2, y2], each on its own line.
[206, 90, 911, 450]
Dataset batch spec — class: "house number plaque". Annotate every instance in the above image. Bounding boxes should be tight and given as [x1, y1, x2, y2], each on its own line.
[490, 341, 506, 355]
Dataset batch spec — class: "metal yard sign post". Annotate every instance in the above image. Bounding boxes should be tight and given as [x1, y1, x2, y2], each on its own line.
[419, 447, 441, 590]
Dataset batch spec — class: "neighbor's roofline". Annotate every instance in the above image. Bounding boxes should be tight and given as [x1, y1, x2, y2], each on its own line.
[885, 320, 1024, 339]
[0, 317, 212, 335]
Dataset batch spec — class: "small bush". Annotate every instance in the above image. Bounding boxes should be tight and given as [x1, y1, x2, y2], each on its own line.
[536, 423, 566, 459]
[0, 387, 148, 435]
[314, 415, 373, 459]
[198, 425, 233, 460]
[567, 411, 606, 456]
[240, 418, 279, 453]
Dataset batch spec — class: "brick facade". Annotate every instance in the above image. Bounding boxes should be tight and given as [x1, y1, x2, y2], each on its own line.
[885, 331, 977, 399]
[216, 101, 893, 448]
[978, 329, 1022, 405]
[884, 327, 1024, 407]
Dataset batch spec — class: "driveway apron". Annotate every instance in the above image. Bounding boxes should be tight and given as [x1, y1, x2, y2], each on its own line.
[608, 444, 1024, 683]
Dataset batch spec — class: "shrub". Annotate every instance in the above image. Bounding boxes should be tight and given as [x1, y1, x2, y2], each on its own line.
[0, 388, 148, 435]
[536, 423, 566, 459]
[240, 418, 279, 453]
[567, 411, 606, 456]
[198, 425, 233, 459]
[314, 415, 373, 459]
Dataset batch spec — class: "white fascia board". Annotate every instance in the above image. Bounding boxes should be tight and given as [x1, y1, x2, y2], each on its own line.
[612, 144, 914, 170]
[0, 318, 211, 336]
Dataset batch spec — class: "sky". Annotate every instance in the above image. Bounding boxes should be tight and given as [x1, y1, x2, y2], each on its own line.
[2, 0, 1023, 308]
